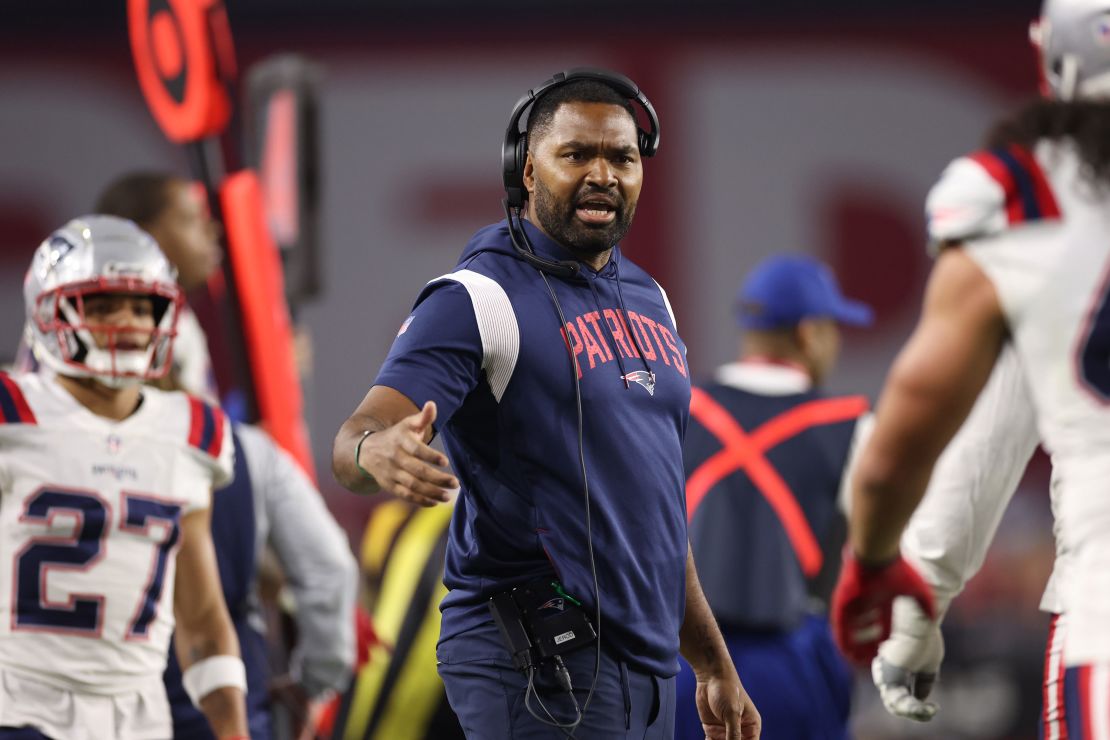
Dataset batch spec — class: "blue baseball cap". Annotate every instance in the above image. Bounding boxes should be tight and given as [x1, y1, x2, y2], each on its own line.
[734, 253, 874, 330]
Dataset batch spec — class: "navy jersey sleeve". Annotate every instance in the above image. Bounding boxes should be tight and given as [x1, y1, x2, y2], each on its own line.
[373, 280, 483, 432]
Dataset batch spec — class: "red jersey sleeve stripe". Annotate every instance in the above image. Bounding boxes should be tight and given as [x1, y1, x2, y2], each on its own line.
[1006, 144, 1062, 220]
[968, 150, 1025, 224]
[969, 147, 1061, 225]
[188, 396, 225, 458]
[187, 396, 206, 451]
[0, 373, 36, 425]
[206, 405, 226, 457]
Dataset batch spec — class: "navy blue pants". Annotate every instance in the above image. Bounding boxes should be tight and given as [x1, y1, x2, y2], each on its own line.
[675, 614, 852, 740]
[438, 620, 675, 739]
[0, 729, 50, 739]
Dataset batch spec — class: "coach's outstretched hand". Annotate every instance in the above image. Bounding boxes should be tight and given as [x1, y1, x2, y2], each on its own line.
[356, 401, 458, 506]
[831, 549, 936, 665]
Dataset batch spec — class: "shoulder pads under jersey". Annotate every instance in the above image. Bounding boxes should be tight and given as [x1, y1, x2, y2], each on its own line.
[925, 145, 1061, 254]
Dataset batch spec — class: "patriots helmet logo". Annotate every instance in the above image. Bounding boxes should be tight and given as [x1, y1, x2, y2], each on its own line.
[47, 235, 76, 268]
[623, 370, 656, 396]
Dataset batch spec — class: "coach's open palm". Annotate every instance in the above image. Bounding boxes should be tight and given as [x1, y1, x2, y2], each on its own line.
[357, 401, 458, 506]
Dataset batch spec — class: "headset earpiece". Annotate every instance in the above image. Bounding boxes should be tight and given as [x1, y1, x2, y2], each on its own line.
[502, 132, 524, 210]
[514, 134, 529, 204]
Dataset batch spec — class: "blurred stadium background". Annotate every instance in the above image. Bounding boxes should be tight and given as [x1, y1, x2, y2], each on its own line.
[2, 2, 1052, 737]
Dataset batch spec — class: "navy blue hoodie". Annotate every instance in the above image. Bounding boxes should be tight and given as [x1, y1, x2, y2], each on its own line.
[374, 218, 690, 676]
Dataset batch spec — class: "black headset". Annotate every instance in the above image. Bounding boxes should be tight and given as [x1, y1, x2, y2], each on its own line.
[501, 67, 661, 280]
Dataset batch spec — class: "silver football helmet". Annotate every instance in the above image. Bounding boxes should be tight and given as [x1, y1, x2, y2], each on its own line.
[1032, 0, 1110, 100]
[23, 215, 183, 387]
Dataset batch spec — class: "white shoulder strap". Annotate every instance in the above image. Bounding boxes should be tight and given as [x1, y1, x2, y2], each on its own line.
[653, 279, 677, 330]
[430, 269, 520, 402]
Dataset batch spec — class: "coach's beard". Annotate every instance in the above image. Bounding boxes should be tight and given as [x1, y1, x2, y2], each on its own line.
[532, 179, 636, 257]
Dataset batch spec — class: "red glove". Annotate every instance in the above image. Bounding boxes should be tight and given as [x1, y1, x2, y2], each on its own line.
[831, 549, 936, 665]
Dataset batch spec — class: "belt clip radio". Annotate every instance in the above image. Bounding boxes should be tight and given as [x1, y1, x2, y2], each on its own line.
[488, 578, 596, 673]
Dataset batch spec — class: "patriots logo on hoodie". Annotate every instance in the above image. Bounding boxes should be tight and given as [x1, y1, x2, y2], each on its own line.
[623, 370, 656, 396]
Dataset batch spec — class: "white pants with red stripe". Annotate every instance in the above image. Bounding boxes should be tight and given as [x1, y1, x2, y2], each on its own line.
[1043, 613, 1110, 740]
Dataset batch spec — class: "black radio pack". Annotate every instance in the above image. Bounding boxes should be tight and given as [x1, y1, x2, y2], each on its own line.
[489, 578, 597, 673]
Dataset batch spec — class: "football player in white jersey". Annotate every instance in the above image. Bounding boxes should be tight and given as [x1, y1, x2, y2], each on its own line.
[830, 0, 1110, 735]
[0, 216, 249, 738]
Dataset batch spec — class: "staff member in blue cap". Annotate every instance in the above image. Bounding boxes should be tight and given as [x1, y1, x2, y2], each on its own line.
[675, 253, 874, 740]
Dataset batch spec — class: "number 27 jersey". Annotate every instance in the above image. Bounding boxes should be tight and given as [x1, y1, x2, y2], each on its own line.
[0, 372, 233, 692]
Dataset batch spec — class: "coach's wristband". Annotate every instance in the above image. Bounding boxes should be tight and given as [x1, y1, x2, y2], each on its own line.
[355, 430, 375, 480]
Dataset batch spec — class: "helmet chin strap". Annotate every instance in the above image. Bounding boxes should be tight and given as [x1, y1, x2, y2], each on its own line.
[46, 326, 160, 388]
[84, 347, 159, 387]
[93, 374, 145, 390]
[1060, 54, 1080, 100]
[43, 352, 150, 389]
